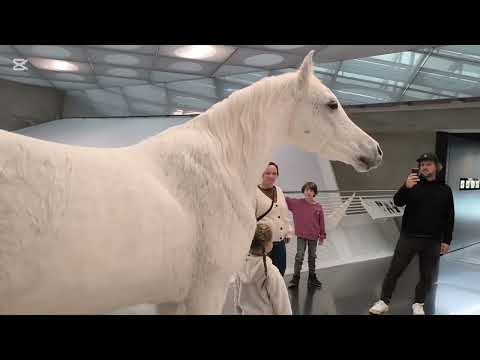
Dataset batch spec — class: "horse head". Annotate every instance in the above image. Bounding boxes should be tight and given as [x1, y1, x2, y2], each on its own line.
[288, 51, 383, 172]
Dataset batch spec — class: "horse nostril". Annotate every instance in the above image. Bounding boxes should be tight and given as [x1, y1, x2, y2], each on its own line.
[359, 156, 370, 167]
[377, 145, 383, 157]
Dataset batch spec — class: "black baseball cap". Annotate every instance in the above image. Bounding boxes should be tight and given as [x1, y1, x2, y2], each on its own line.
[416, 152, 440, 164]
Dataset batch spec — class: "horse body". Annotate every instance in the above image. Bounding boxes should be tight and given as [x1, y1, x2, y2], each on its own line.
[0, 121, 255, 314]
[0, 51, 383, 314]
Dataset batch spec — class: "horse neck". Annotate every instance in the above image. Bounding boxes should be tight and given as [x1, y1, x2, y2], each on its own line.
[191, 77, 293, 192]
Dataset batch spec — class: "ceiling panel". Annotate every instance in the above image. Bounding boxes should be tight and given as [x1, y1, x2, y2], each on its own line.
[339, 54, 422, 84]
[150, 70, 202, 83]
[170, 94, 216, 110]
[38, 71, 96, 83]
[167, 78, 217, 99]
[271, 67, 298, 75]
[333, 89, 384, 104]
[421, 55, 480, 79]
[313, 61, 341, 75]
[212, 64, 263, 77]
[153, 56, 219, 76]
[86, 88, 129, 107]
[241, 45, 327, 56]
[123, 84, 168, 104]
[129, 101, 168, 115]
[88, 45, 158, 55]
[103, 87, 124, 95]
[51, 81, 99, 90]
[213, 79, 249, 98]
[86, 48, 155, 69]
[314, 45, 434, 63]
[0, 53, 15, 66]
[0, 45, 16, 54]
[333, 87, 392, 104]
[436, 45, 480, 62]
[96, 76, 148, 88]
[217, 70, 270, 85]
[14, 45, 88, 62]
[334, 77, 402, 101]
[226, 47, 303, 70]
[408, 84, 471, 98]
[412, 71, 480, 95]
[93, 63, 150, 80]
[401, 90, 446, 101]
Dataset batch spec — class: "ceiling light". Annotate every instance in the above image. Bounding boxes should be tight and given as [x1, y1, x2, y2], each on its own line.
[173, 109, 184, 115]
[29, 58, 79, 72]
[174, 45, 216, 60]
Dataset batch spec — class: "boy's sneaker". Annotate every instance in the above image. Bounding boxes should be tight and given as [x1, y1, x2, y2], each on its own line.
[288, 275, 300, 289]
[308, 273, 322, 288]
[412, 303, 425, 315]
[369, 300, 390, 315]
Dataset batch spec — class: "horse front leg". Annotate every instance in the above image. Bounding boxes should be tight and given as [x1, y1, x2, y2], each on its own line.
[156, 302, 186, 315]
[184, 273, 231, 315]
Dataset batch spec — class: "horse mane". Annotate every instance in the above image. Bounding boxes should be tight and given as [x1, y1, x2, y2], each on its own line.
[189, 72, 297, 175]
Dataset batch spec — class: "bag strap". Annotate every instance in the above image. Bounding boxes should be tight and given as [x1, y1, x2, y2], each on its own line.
[257, 186, 276, 222]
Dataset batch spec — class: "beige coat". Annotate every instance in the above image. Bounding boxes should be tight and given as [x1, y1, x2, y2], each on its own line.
[255, 185, 294, 242]
[233, 254, 292, 315]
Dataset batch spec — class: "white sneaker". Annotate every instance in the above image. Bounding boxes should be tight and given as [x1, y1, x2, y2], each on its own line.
[369, 300, 389, 315]
[412, 303, 425, 315]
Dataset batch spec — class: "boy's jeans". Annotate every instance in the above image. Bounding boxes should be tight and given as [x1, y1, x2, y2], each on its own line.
[294, 236, 318, 277]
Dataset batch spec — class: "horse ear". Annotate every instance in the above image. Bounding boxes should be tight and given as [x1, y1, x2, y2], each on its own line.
[298, 50, 314, 90]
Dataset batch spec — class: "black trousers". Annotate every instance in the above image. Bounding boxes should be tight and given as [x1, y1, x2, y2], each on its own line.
[381, 233, 441, 304]
[268, 240, 286, 276]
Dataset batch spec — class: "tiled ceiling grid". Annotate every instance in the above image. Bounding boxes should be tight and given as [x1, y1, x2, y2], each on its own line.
[1, 45, 479, 116]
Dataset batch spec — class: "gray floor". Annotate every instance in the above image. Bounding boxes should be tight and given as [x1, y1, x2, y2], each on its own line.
[109, 242, 480, 315]
[431, 242, 480, 315]
[223, 255, 425, 315]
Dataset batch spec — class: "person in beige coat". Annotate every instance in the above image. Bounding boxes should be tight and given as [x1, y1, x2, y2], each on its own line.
[233, 222, 292, 315]
[255, 162, 294, 276]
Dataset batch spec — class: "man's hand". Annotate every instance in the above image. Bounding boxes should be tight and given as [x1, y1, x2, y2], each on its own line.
[441, 243, 449, 255]
[405, 173, 420, 189]
[318, 235, 326, 245]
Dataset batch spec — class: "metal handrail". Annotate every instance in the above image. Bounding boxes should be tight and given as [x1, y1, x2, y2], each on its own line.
[285, 189, 398, 216]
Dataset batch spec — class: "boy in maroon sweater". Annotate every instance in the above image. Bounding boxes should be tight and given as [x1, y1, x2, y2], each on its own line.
[285, 182, 326, 289]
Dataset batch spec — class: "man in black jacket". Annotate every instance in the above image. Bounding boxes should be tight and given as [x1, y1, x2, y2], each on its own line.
[369, 152, 455, 315]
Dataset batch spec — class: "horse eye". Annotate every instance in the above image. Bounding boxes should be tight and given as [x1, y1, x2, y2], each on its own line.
[327, 101, 338, 110]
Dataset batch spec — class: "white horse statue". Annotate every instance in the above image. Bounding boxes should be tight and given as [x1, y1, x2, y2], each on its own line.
[0, 51, 382, 314]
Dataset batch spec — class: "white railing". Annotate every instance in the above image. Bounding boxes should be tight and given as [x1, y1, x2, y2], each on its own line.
[284, 190, 397, 216]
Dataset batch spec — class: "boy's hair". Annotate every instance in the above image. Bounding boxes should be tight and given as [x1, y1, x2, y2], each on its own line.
[250, 223, 273, 299]
[301, 181, 318, 195]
